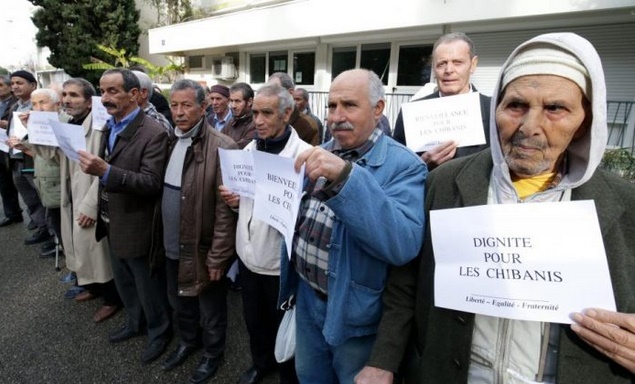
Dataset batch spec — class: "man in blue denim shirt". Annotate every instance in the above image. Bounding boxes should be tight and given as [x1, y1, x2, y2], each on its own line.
[280, 69, 426, 383]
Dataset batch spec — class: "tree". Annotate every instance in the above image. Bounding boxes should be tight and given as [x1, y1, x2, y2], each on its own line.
[82, 44, 186, 84]
[28, 0, 141, 85]
[143, 0, 193, 25]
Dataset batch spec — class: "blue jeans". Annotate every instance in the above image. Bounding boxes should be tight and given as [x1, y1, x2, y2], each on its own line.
[295, 280, 375, 383]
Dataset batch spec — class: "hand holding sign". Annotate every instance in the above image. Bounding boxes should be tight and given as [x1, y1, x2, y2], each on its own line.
[571, 309, 635, 374]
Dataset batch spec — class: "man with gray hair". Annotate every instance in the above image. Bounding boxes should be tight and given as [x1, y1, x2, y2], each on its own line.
[268, 72, 319, 145]
[220, 83, 311, 384]
[160, 79, 238, 384]
[280, 69, 426, 382]
[131, 70, 173, 135]
[361, 32, 635, 383]
[393, 32, 491, 170]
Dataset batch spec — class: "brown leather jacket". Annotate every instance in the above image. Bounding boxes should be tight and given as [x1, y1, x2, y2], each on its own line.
[171, 120, 238, 296]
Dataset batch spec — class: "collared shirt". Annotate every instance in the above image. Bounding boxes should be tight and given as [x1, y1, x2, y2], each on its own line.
[101, 107, 141, 184]
[144, 102, 173, 135]
[293, 128, 383, 294]
[208, 109, 233, 132]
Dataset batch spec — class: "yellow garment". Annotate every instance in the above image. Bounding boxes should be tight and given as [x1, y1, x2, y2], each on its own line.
[512, 173, 556, 199]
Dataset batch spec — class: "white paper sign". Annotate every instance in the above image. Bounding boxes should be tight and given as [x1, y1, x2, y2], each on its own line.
[11, 112, 29, 139]
[49, 120, 86, 162]
[91, 96, 110, 131]
[0, 129, 9, 152]
[218, 148, 256, 199]
[252, 151, 304, 258]
[431, 201, 615, 324]
[401, 92, 486, 152]
[27, 111, 60, 146]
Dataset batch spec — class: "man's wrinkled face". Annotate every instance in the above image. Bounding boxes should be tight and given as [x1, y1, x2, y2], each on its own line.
[62, 84, 91, 119]
[31, 93, 59, 112]
[433, 40, 477, 96]
[170, 88, 206, 132]
[252, 94, 291, 140]
[496, 75, 590, 178]
[11, 77, 36, 101]
[208, 92, 229, 116]
[327, 71, 383, 150]
[99, 73, 139, 121]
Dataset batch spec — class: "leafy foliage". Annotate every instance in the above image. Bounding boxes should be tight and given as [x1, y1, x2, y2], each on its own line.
[142, 0, 193, 25]
[600, 147, 635, 183]
[82, 44, 186, 84]
[28, 0, 141, 85]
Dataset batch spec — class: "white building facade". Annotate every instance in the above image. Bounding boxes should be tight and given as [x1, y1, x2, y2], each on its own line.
[148, 0, 635, 148]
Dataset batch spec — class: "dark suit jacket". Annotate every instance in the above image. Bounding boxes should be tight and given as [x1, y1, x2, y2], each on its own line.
[95, 110, 169, 261]
[368, 150, 635, 383]
[393, 88, 491, 158]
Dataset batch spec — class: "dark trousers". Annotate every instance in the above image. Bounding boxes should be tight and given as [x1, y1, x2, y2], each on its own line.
[0, 154, 22, 219]
[84, 279, 122, 307]
[46, 207, 62, 241]
[11, 160, 46, 229]
[166, 258, 228, 359]
[109, 252, 171, 344]
[239, 259, 298, 384]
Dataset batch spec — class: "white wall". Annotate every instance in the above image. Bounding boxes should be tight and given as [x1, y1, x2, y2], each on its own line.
[149, 0, 635, 54]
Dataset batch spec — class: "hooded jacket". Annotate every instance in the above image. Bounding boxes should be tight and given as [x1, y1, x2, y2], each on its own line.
[367, 33, 635, 383]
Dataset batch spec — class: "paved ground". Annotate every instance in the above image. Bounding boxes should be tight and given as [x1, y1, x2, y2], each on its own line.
[0, 204, 280, 384]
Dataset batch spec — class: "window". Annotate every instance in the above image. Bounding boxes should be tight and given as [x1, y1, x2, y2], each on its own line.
[331, 46, 356, 80]
[293, 52, 315, 85]
[360, 43, 390, 85]
[269, 51, 288, 76]
[397, 44, 434, 86]
[188, 55, 204, 69]
[249, 53, 266, 83]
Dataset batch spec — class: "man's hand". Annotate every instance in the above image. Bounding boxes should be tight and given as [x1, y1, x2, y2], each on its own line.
[355, 366, 394, 384]
[77, 213, 96, 228]
[208, 267, 224, 282]
[421, 140, 458, 170]
[219, 185, 239, 208]
[79, 150, 109, 177]
[18, 112, 30, 127]
[295, 146, 346, 182]
[571, 308, 635, 373]
[6, 137, 27, 152]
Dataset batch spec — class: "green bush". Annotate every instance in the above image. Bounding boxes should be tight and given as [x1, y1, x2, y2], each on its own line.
[600, 147, 635, 183]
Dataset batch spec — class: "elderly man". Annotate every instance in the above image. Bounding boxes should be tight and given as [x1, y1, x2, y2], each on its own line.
[268, 72, 319, 146]
[7, 88, 65, 257]
[280, 69, 426, 382]
[360, 33, 635, 384]
[60, 78, 120, 322]
[159, 79, 238, 384]
[5, 70, 50, 244]
[393, 32, 491, 170]
[79, 68, 171, 365]
[131, 70, 173, 135]
[206, 84, 233, 131]
[220, 84, 312, 384]
[0, 74, 22, 227]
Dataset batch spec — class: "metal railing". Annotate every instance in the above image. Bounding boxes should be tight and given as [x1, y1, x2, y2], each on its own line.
[607, 100, 635, 155]
[309, 92, 635, 155]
